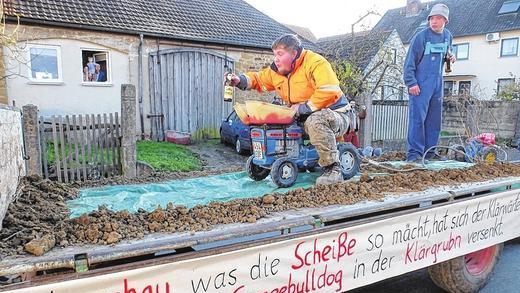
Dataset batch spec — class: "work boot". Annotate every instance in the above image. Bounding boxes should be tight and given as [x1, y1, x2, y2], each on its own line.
[316, 163, 343, 185]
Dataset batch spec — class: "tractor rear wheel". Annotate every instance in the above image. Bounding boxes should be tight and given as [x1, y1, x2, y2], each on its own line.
[448, 144, 467, 162]
[246, 155, 269, 181]
[480, 147, 498, 163]
[428, 243, 503, 293]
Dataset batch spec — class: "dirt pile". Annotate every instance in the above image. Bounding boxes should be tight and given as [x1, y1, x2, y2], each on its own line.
[0, 175, 77, 256]
[2, 163, 520, 257]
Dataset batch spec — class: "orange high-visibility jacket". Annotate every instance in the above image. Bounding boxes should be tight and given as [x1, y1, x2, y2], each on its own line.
[241, 49, 344, 112]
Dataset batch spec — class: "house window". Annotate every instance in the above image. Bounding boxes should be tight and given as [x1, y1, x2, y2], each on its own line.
[501, 38, 519, 57]
[81, 50, 110, 83]
[391, 48, 397, 64]
[444, 81, 454, 97]
[498, 0, 520, 14]
[458, 81, 471, 96]
[452, 43, 469, 60]
[497, 78, 515, 93]
[27, 45, 62, 82]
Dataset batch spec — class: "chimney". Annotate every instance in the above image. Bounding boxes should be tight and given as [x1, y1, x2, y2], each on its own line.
[406, 0, 421, 17]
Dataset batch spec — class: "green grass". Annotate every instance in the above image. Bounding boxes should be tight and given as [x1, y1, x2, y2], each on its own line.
[45, 142, 116, 168]
[137, 140, 202, 172]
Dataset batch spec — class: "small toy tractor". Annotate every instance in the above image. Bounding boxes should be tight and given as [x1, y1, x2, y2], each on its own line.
[245, 123, 361, 187]
[448, 133, 499, 163]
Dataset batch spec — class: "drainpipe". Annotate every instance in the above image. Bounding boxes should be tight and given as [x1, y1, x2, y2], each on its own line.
[138, 33, 145, 139]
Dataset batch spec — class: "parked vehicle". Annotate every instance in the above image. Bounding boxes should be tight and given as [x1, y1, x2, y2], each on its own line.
[219, 110, 251, 154]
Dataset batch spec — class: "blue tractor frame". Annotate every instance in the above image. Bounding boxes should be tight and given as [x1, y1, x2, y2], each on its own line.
[245, 123, 361, 187]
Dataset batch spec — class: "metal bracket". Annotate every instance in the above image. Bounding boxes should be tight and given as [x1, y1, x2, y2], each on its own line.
[74, 254, 89, 273]
[312, 215, 323, 228]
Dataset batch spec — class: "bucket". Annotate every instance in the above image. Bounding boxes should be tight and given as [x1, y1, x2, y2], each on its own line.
[165, 130, 191, 145]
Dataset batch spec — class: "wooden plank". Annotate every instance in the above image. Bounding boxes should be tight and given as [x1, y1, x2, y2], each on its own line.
[58, 116, 69, 183]
[78, 115, 88, 180]
[85, 115, 93, 179]
[72, 115, 81, 180]
[103, 113, 110, 176]
[109, 113, 117, 175]
[194, 52, 202, 139]
[201, 53, 208, 132]
[51, 116, 61, 182]
[174, 53, 182, 131]
[148, 56, 157, 140]
[182, 52, 189, 132]
[96, 114, 105, 177]
[207, 55, 215, 135]
[65, 115, 74, 182]
[39, 117, 49, 179]
[115, 112, 121, 175]
[167, 53, 174, 131]
[159, 53, 168, 140]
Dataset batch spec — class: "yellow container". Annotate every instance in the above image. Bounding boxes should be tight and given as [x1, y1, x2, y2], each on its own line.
[244, 101, 296, 125]
[233, 103, 251, 125]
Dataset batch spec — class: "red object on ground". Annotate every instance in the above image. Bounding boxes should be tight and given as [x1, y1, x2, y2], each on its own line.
[343, 131, 361, 148]
[472, 133, 496, 145]
[165, 130, 191, 145]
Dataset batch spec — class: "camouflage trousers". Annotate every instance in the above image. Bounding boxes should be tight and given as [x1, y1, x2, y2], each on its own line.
[304, 108, 350, 167]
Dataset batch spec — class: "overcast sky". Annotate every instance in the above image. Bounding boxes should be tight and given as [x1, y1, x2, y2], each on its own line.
[244, 0, 433, 39]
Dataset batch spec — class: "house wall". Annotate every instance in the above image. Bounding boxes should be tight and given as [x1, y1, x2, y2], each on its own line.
[403, 29, 520, 99]
[446, 30, 520, 99]
[3, 24, 274, 137]
[4, 24, 135, 116]
[0, 50, 7, 104]
[364, 31, 407, 100]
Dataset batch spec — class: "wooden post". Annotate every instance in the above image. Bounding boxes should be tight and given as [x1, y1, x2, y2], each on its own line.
[121, 84, 137, 178]
[359, 93, 374, 148]
[22, 104, 42, 176]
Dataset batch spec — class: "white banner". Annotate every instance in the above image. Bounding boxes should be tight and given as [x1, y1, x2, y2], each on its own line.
[7, 189, 520, 293]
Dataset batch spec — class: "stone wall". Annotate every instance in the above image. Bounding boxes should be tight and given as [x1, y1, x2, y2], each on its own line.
[443, 100, 520, 139]
[0, 106, 25, 230]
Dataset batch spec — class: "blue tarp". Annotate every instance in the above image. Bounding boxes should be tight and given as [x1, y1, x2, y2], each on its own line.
[68, 160, 473, 218]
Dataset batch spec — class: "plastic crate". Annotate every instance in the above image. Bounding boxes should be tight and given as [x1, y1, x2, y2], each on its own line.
[165, 130, 191, 145]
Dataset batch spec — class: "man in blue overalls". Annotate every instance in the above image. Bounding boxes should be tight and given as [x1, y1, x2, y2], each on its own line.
[403, 3, 456, 162]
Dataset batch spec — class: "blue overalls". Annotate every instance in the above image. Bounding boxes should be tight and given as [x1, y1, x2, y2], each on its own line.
[403, 28, 452, 161]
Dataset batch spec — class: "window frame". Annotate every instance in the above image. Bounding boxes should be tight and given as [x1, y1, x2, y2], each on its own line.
[452, 43, 470, 60]
[497, 78, 516, 94]
[26, 44, 63, 83]
[444, 80, 455, 97]
[80, 48, 112, 85]
[458, 81, 472, 96]
[498, 0, 520, 14]
[500, 38, 519, 57]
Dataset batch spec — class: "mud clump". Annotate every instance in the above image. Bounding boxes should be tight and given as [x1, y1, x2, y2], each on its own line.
[2, 163, 520, 257]
[24, 234, 56, 256]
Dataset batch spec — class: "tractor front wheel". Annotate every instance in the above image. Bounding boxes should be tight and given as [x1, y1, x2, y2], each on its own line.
[337, 143, 361, 180]
[270, 158, 298, 188]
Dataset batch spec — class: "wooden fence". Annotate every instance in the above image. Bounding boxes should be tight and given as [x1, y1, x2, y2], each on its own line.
[38, 113, 122, 183]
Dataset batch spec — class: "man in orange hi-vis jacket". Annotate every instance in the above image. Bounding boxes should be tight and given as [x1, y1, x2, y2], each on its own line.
[228, 34, 351, 185]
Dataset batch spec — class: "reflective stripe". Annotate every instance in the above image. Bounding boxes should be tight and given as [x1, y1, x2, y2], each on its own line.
[245, 74, 252, 89]
[318, 85, 342, 91]
[306, 101, 319, 111]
